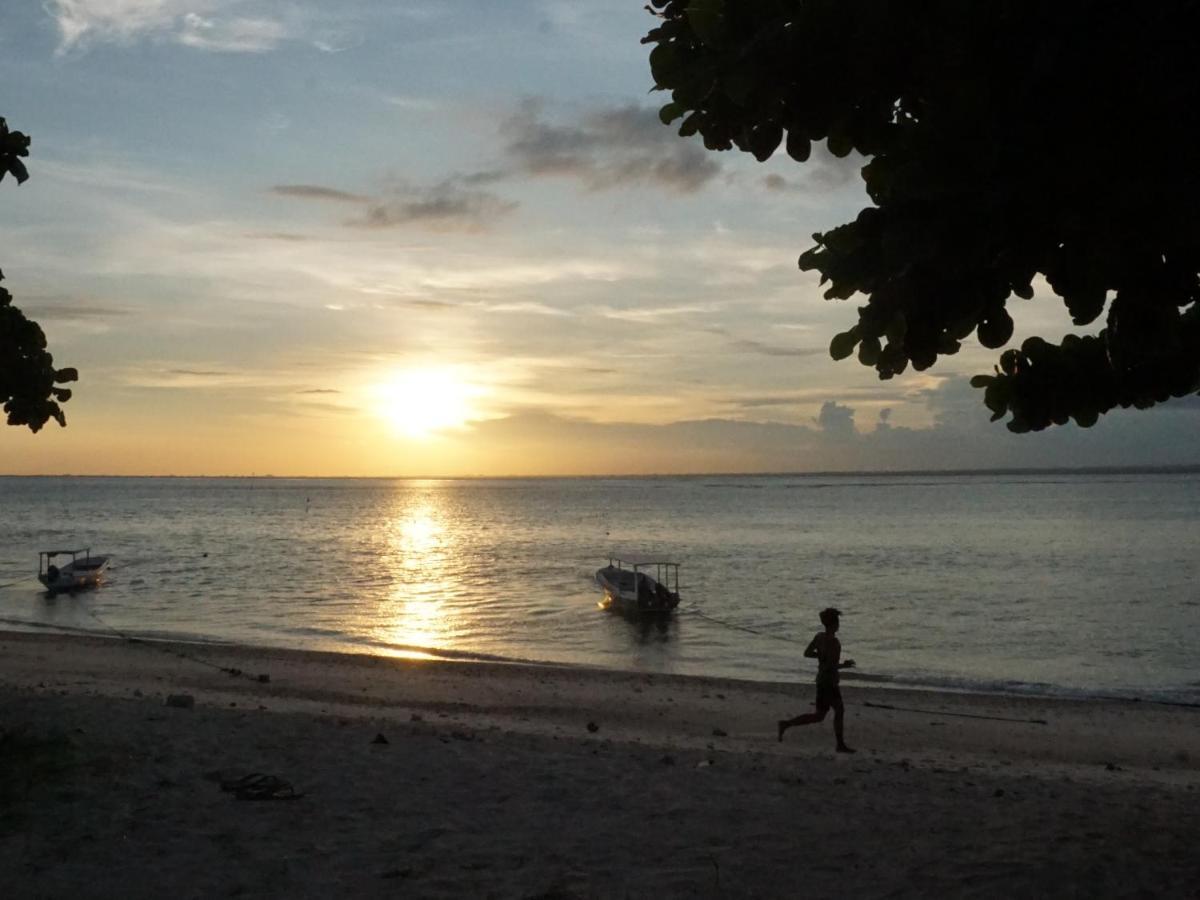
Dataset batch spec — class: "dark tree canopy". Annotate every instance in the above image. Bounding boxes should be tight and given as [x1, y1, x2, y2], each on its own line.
[645, 1, 1200, 431]
[1, 117, 76, 431]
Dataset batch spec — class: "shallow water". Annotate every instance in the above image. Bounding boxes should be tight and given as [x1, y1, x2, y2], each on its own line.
[1, 473, 1197, 701]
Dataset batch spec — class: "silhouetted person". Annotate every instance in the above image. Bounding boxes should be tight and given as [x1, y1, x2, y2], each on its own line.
[777, 607, 856, 752]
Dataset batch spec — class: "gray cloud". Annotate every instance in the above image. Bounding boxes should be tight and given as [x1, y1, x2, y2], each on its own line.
[167, 369, 232, 377]
[761, 145, 866, 192]
[727, 336, 825, 358]
[265, 99, 721, 236]
[21, 301, 129, 321]
[470, 378, 1200, 475]
[297, 388, 340, 395]
[270, 184, 368, 203]
[245, 231, 313, 242]
[268, 176, 515, 232]
[815, 400, 857, 437]
[704, 326, 825, 358]
[723, 388, 902, 410]
[353, 179, 517, 231]
[500, 99, 721, 193]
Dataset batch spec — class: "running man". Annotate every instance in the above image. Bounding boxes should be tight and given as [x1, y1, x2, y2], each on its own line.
[777, 607, 856, 752]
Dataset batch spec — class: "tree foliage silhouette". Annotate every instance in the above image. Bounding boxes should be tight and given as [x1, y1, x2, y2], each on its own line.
[645, 1, 1200, 431]
[1, 117, 76, 431]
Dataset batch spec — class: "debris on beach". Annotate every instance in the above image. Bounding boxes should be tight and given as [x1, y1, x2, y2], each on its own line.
[371, 732, 389, 745]
[164, 693, 194, 709]
[586, 721, 599, 733]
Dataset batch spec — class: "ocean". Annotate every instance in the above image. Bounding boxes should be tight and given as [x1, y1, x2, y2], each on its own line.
[1, 473, 1197, 703]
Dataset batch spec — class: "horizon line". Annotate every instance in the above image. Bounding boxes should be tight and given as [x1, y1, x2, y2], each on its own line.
[2, 464, 1199, 480]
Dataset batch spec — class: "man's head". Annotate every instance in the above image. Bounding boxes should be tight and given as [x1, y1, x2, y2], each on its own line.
[819, 607, 841, 631]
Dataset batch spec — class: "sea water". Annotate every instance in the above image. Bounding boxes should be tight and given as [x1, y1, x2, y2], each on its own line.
[0, 473, 1197, 702]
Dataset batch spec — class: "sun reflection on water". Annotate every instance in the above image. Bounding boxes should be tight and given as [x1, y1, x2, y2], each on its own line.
[374, 492, 461, 655]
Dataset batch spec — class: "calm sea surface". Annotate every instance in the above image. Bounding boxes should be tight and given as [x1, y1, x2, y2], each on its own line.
[0, 474, 1197, 702]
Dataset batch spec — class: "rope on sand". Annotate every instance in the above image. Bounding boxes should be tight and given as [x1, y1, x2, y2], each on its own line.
[78, 602, 267, 683]
[862, 700, 1048, 725]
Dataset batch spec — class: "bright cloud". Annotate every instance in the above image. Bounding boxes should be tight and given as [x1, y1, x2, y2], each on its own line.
[46, 0, 291, 53]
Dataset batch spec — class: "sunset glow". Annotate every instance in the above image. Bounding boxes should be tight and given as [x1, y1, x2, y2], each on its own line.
[0, 2, 1195, 477]
[373, 369, 486, 439]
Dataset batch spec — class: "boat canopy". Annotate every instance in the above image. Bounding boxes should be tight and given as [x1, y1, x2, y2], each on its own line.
[606, 554, 680, 568]
[39, 548, 91, 558]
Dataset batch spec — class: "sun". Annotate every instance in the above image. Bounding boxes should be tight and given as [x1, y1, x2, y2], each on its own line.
[373, 368, 484, 438]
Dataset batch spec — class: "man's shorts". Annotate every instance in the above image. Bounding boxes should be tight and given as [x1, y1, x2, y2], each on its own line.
[815, 676, 843, 713]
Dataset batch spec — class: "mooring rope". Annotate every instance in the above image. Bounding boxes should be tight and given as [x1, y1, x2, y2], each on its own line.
[77, 601, 265, 682]
[862, 700, 1049, 725]
[679, 603, 809, 645]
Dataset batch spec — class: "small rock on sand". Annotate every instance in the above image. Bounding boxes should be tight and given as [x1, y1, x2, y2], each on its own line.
[371, 733, 389, 745]
[165, 694, 194, 709]
[586, 721, 599, 733]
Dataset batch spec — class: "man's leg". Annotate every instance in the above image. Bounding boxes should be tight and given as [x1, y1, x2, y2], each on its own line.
[777, 707, 827, 741]
[833, 701, 854, 753]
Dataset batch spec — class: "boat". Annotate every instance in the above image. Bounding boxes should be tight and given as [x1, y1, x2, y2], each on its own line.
[38, 548, 110, 594]
[595, 555, 681, 614]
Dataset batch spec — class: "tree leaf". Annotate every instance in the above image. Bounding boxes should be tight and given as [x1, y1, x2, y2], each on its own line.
[747, 122, 782, 162]
[686, 0, 725, 46]
[786, 130, 811, 162]
[829, 329, 859, 361]
[649, 43, 682, 85]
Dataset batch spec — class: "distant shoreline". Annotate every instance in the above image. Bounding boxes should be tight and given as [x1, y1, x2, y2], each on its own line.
[3, 464, 1199, 480]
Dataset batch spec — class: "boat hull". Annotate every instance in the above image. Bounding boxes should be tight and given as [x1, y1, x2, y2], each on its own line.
[39, 557, 109, 594]
[595, 565, 680, 615]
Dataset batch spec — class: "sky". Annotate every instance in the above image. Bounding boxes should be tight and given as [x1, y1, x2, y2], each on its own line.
[0, 0, 1197, 476]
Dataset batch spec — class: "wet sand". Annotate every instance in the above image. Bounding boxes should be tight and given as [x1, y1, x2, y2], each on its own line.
[1, 630, 1197, 898]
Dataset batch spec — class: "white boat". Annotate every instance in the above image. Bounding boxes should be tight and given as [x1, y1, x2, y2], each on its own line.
[595, 555, 681, 614]
[38, 548, 109, 594]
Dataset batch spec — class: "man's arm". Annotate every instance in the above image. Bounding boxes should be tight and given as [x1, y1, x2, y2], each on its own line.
[803, 633, 821, 659]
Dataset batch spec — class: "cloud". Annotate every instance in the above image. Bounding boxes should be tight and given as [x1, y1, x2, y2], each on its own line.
[46, 1, 293, 54]
[270, 184, 367, 203]
[297, 388, 340, 394]
[20, 301, 130, 321]
[760, 145, 867, 192]
[36, 158, 191, 196]
[269, 177, 516, 232]
[726, 336, 825, 358]
[500, 99, 721, 193]
[467, 377, 1200, 476]
[815, 400, 857, 437]
[352, 180, 518, 232]
[720, 387, 905, 411]
[244, 231, 312, 242]
[177, 11, 285, 51]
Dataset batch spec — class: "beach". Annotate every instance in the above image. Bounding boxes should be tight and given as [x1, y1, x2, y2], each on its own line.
[1, 631, 1197, 898]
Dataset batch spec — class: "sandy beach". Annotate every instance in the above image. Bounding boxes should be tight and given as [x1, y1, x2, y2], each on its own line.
[1, 630, 1197, 898]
